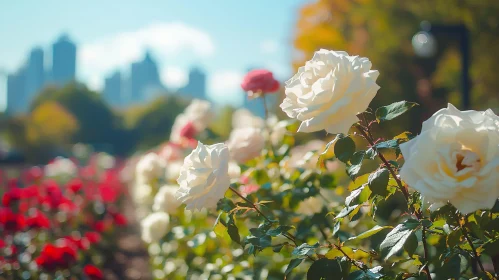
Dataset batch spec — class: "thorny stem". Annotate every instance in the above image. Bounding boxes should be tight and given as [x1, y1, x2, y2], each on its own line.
[357, 114, 432, 280]
[452, 212, 486, 274]
[229, 186, 316, 260]
[229, 186, 272, 223]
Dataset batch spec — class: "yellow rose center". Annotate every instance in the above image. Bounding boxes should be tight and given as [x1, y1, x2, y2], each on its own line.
[454, 149, 481, 173]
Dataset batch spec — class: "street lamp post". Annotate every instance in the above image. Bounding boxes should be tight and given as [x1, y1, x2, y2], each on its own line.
[412, 21, 471, 110]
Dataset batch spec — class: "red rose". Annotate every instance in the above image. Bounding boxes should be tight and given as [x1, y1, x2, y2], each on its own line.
[2, 188, 23, 206]
[84, 232, 101, 244]
[35, 242, 77, 272]
[241, 69, 280, 95]
[112, 213, 127, 227]
[26, 210, 50, 229]
[67, 178, 83, 194]
[179, 121, 197, 140]
[83, 264, 104, 280]
[0, 208, 25, 232]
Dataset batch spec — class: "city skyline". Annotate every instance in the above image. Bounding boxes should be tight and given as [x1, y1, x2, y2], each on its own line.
[0, 1, 305, 111]
[5, 35, 212, 113]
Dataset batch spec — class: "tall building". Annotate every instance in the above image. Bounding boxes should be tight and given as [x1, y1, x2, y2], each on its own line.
[52, 34, 76, 86]
[179, 67, 207, 100]
[129, 51, 163, 104]
[6, 68, 27, 114]
[25, 47, 45, 103]
[103, 71, 122, 107]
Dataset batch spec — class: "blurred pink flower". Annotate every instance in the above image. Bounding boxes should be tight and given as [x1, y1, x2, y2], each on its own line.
[241, 69, 280, 95]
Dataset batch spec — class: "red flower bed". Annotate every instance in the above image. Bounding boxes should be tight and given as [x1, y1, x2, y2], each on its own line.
[0, 154, 128, 278]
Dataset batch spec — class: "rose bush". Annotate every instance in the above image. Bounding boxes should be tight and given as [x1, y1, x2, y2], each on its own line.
[131, 56, 498, 279]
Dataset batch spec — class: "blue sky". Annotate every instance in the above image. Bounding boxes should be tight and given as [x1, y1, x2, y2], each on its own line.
[0, 0, 309, 110]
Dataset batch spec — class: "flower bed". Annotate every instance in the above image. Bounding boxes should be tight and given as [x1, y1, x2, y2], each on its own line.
[0, 153, 128, 279]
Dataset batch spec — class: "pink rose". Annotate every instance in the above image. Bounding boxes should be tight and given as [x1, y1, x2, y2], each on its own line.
[241, 69, 280, 95]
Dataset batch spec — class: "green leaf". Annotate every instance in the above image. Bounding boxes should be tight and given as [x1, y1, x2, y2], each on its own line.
[345, 186, 365, 206]
[368, 168, 390, 196]
[318, 134, 341, 169]
[439, 254, 461, 279]
[347, 266, 383, 279]
[404, 232, 418, 256]
[227, 214, 241, 245]
[267, 225, 293, 237]
[380, 223, 415, 260]
[446, 229, 462, 248]
[284, 258, 303, 279]
[307, 258, 344, 280]
[217, 198, 236, 213]
[347, 151, 365, 180]
[334, 136, 356, 163]
[403, 218, 421, 230]
[336, 205, 360, 219]
[348, 225, 392, 241]
[365, 147, 377, 160]
[374, 139, 399, 150]
[375, 101, 418, 122]
[292, 242, 320, 258]
[273, 243, 286, 253]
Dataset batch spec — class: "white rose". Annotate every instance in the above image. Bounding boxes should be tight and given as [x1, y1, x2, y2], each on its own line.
[133, 182, 153, 205]
[183, 99, 213, 131]
[281, 49, 380, 134]
[228, 162, 241, 180]
[296, 196, 324, 216]
[400, 104, 499, 214]
[153, 185, 182, 214]
[45, 157, 77, 178]
[227, 127, 265, 163]
[170, 114, 192, 143]
[141, 212, 170, 243]
[176, 142, 231, 210]
[232, 108, 265, 129]
[136, 153, 165, 183]
[165, 160, 183, 182]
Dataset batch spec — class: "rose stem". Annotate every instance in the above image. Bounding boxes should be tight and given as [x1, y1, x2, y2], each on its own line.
[357, 113, 432, 280]
[452, 211, 486, 274]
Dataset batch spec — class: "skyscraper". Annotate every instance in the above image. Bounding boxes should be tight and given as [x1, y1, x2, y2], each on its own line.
[52, 34, 76, 86]
[25, 47, 44, 103]
[6, 68, 27, 114]
[180, 67, 207, 100]
[103, 71, 122, 107]
[129, 51, 163, 104]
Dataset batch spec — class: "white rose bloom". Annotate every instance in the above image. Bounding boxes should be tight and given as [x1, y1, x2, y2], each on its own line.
[281, 49, 380, 134]
[141, 212, 170, 243]
[228, 162, 241, 180]
[270, 120, 288, 147]
[153, 185, 182, 214]
[232, 108, 265, 129]
[170, 114, 191, 143]
[400, 104, 499, 214]
[176, 142, 231, 210]
[183, 99, 213, 131]
[133, 183, 153, 205]
[296, 196, 324, 216]
[165, 160, 183, 182]
[227, 127, 265, 163]
[44, 157, 77, 178]
[136, 153, 165, 183]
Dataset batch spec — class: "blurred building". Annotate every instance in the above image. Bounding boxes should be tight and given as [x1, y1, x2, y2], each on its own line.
[179, 67, 207, 100]
[6, 67, 27, 114]
[52, 34, 76, 86]
[103, 71, 122, 107]
[129, 51, 164, 104]
[25, 47, 45, 105]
